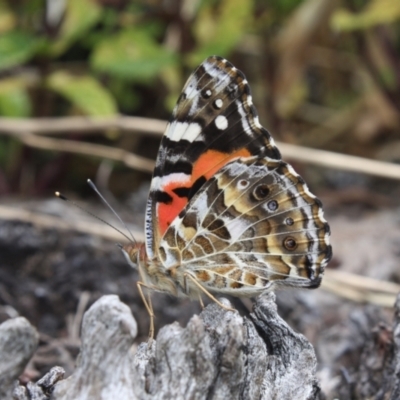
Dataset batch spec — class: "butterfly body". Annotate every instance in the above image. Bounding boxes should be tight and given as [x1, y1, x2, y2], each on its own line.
[123, 56, 332, 304]
[123, 242, 186, 298]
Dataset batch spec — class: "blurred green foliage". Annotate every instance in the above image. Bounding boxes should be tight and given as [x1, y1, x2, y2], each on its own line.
[46, 71, 117, 116]
[0, 0, 257, 117]
[91, 28, 177, 81]
[0, 0, 399, 119]
[0, 0, 400, 196]
[332, 0, 400, 31]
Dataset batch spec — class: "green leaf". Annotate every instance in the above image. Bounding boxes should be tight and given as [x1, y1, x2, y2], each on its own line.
[47, 71, 117, 116]
[0, 31, 40, 71]
[189, 0, 253, 65]
[0, 78, 31, 117]
[0, 75, 32, 118]
[0, 90, 31, 117]
[91, 29, 178, 81]
[47, 0, 102, 57]
[331, 0, 400, 31]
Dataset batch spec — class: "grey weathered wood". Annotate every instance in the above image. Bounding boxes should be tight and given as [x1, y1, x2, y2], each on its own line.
[391, 295, 400, 400]
[51, 295, 138, 400]
[358, 294, 400, 400]
[251, 295, 321, 399]
[10, 293, 322, 399]
[0, 317, 38, 400]
[139, 293, 321, 399]
[12, 367, 65, 400]
[334, 293, 400, 399]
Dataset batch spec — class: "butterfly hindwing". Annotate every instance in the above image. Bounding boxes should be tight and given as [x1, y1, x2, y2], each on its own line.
[145, 56, 281, 259]
[158, 157, 332, 294]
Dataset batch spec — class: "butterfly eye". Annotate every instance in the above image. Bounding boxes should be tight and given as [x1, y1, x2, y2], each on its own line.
[267, 200, 278, 211]
[283, 237, 297, 251]
[238, 179, 249, 189]
[285, 217, 294, 226]
[253, 184, 270, 200]
[201, 89, 212, 99]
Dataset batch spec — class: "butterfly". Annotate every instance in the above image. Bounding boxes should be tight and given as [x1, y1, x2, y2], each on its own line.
[122, 56, 332, 336]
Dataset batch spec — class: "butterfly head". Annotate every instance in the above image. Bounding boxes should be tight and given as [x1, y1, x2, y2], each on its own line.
[120, 242, 144, 269]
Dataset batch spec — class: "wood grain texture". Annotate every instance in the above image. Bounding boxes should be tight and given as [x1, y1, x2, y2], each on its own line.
[7, 292, 400, 399]
[6, 293, 323, 400]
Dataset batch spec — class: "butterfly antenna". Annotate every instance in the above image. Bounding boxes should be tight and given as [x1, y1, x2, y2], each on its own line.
[55, 191, 133, 244]
[86, 179, 137, 245]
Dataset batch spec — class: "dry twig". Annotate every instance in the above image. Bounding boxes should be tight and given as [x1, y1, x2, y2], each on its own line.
[1, 116, 400, 180]
[322, 269, 400, 308]
[0, 204, 145, 243]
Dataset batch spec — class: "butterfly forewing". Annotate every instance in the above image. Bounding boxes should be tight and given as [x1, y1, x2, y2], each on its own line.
[145, 56, 281, 259]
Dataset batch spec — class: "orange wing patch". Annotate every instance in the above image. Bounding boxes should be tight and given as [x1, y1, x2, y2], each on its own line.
[158, 148, 251, 235]
[193, 148, 251, 181]
[158, 183, 189, 235]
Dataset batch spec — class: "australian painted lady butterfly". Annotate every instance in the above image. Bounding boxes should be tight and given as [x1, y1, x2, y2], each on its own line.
[122, 56, 332, 334]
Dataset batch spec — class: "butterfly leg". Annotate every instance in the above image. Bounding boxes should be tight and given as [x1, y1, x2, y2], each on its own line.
[136, 281, 155, 341]
[184, 273, 236, 312]
[198, 295, 205, 310]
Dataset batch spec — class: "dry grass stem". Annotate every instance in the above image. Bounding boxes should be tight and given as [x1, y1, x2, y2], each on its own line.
[1, 116, 400, 180]
[0, 204, 144, 243]
[322, 269, 400, 308]
[279, 142, 400, 180]
[70, 292, 91, 341]
[6, 131, 155, 173]
[0, 116, 166, 136]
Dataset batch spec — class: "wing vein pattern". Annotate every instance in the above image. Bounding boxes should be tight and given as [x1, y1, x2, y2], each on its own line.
[144, 55, 331, 296]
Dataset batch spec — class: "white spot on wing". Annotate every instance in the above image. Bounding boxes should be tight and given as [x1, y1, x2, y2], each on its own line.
[202, 62, 230, 93]
[303, 184, 316, 199]
[286, 164, 297, 176]
[183, 78, 199, 100]
[235, 100, 251, 134]
[324, 232, 330, 245]
[253, 116, 262, 129]
[191, 193, 210, 223]
[166, 121, 202, 142]
[214, 99, 223, 109]
[183, 122, 202, 142]
[318, 208, 327, 223]
[225, 218, 248, 241]
[150, 173, 190, 190]
[215, 115, 228, 130]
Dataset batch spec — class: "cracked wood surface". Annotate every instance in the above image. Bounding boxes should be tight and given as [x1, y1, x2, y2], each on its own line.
[1, 293, 322, 400]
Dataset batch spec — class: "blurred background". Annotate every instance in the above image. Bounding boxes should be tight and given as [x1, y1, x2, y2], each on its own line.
[0, 0, 400, 398]
[0, 0, 399, 197]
